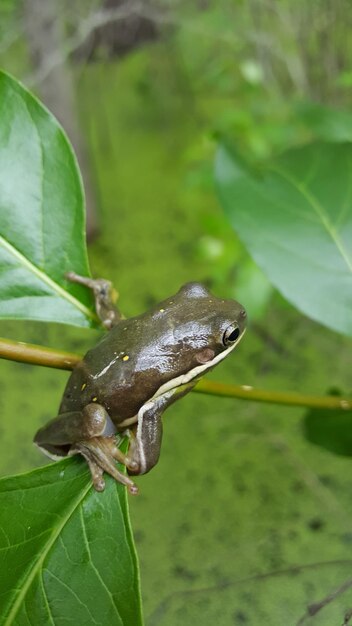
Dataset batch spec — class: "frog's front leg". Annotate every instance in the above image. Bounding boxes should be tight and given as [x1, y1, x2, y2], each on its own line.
[34, 403, 139, 494]
[127, 384, 196, 475]
[66, 271, 121, 329]
[126, 394, 171, 476]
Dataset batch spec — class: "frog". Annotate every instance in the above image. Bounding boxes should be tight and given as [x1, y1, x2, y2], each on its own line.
[34, 273, 247, 494]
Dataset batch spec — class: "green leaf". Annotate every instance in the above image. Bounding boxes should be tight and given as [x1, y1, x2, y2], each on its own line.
[235, 258, 273, 320]
[0, 456, 143, 626]
[215, 141, 352, 336]
[0, 71, 96, 328]
[304, 390, 352, 457]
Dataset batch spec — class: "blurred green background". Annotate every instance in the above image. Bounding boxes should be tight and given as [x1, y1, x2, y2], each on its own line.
[1, 1, 352, 623]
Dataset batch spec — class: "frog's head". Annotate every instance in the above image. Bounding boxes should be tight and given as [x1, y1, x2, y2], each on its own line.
[150, 282, 247, 394]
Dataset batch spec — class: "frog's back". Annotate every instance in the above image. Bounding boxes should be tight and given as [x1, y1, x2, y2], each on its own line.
[59, 313, 178, 422]
[59, 282, 246, 424]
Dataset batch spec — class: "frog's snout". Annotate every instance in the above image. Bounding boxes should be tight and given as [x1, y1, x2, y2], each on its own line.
[237, 307, 247, 334]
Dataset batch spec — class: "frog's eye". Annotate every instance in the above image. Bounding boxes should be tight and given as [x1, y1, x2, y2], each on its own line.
[223, 325, 240, 346]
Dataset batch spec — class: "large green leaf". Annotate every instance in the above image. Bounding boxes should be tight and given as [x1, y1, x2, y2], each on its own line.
[0, 456, 143, 626]
[0, 71, 96, 327]
[215, 141, 352, 336]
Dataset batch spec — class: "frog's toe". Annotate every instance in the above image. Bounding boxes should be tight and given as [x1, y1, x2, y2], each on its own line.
[73, 436, 139, 494]
[97, 435, 138, 472]
[110, 444, 139, 472]
[88, 459, 105, 492]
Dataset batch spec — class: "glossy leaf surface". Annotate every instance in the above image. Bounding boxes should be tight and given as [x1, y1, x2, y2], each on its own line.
[0, 71, 96, 327]
[0, 457, 143, 626]
[216, 141, 352, 336]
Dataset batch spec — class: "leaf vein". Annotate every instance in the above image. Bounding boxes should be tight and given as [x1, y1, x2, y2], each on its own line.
[0, 234, 96, 322]
[44, 569, 99, 625]
[2, 480, 92, 626]
[269, 166, 352, 274]
[335, 152, 352, 230]
[79, 507, 123, 623]
[40, 570, 55, 626]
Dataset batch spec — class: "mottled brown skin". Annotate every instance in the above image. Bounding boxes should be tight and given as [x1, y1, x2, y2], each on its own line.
[35, 279, 247, 493]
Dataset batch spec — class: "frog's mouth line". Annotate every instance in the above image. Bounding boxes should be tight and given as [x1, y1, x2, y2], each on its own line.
[134, 329, 246, 474]
[153, 327, 246, 401]
[119, 329, 246, 441]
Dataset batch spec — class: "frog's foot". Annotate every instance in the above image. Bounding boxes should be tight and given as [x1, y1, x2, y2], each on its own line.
[121, 428, 142, 475]
[65, 271, 121, 329]
[71, 436, 139, 494]
[34, 404, 138, 493]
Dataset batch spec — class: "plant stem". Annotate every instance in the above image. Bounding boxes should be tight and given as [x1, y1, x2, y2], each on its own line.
[0, 336, 351, 411]
[0, 337, 80, 370]
[194, 380, 352, 411]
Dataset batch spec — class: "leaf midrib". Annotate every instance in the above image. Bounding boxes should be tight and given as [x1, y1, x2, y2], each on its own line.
[269, 165, 352, 275]
[3, 479, 92, 626]
[0, 234, 96, 322]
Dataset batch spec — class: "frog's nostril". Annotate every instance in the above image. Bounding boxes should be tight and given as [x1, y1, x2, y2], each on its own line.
[239, 309, 247, 318]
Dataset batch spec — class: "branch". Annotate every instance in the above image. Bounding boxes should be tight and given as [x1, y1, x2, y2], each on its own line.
[296, 576, 352, 625]
[194, 380, 352, 410]
[25, 1, 145, 87]
[0, 337, 80, 370]
[25, 2, 237, 88]
[148, 559, 352, 624]
[1, 337, 352, 411]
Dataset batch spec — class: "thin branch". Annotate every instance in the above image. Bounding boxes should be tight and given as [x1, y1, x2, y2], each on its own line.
[296, 577, 352, 625]
[148, 559, 352, 626]
[0, 337, 80, 370]
[1, 336, 352, 411]
[25, 2, 238, 88]
[25, 1, 144, 87]
[194, 379, 352, 411]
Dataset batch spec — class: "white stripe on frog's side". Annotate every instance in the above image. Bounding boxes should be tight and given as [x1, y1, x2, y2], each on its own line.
[135, 331, 246, 473]
[91, 353, 123, 379]
[34, 442, 66, 461]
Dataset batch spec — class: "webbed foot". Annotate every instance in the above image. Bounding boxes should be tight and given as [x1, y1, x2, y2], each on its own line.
[34, 403, 139, 493]
[66, 271, 121, 329]
[72, 436, 139, 494]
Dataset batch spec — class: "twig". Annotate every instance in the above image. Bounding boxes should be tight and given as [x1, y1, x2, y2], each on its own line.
[25, 2, 238, 88]
[296, 577, 352, 625]
[147, 559, 352, 626]
[1, 336, 352, 411]
[343, 608, 352, 625]
[0, 337, 80, 370]
[194, 379, 352, 410]
[25, 2, 144, 87]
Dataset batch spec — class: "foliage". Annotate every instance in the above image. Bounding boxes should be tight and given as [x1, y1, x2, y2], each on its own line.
[73, 48, 352, 623]
[0, 455, 142, 626]
[0, 71, 143, 626]
[1, 2, 352, 623]
[0, 72, 96, 328]
[215, 140, 352, 337]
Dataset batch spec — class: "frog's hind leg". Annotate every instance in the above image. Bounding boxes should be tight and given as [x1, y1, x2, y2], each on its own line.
[66, 271, 121, 329]
[34, 403, 138, 493]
